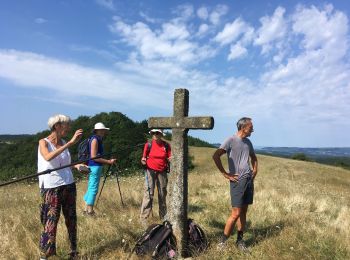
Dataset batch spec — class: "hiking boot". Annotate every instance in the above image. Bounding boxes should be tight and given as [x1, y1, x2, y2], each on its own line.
[236, 240, 250, 253]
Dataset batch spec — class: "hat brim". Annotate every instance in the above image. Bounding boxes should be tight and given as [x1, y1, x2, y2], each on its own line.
[149, 130, 163, 135]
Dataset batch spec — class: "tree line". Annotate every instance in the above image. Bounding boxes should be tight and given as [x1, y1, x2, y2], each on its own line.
[0, 112, 214, 182]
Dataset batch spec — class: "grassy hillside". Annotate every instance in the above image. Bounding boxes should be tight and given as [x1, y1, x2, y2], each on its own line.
[0, 147, 349, 259]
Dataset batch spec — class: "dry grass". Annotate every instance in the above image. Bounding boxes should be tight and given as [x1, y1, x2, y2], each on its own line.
[0, 147, 349, 259]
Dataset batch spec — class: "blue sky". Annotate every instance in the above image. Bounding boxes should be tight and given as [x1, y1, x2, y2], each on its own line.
[1, 0, 350, 147]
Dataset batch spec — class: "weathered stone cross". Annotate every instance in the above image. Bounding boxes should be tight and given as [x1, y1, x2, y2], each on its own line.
[148, 88, 214, 257]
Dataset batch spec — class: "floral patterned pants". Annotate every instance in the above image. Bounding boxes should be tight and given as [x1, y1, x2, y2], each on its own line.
[39, 183, 77, 257]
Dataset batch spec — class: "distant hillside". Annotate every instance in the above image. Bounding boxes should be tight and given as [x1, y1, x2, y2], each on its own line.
[0, 135, 34, 143]
[256, 146, 350, 169]
[257, 146, 350, 157]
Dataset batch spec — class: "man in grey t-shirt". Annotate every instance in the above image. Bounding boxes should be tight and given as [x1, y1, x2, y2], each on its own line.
[212, 117, 258, 252]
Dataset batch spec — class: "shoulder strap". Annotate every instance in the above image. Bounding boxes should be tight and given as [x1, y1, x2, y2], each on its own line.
[146, 141, 152, 157]
[146, 140, 169, 157]
[164, 142, 169, 153]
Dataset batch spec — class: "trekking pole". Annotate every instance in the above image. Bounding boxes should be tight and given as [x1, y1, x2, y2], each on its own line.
[95, 164, 112, 207]
[0, 143, 144, 188]
[144, 167, 154, 217]
[112, 164, 125, 207]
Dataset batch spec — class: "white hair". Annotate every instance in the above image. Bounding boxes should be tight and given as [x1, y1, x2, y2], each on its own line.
[47, 114, 71, 130]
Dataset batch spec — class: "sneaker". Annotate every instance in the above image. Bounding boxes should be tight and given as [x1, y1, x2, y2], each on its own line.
[83, 210, 96, 217]
[236, 240, 250, 253]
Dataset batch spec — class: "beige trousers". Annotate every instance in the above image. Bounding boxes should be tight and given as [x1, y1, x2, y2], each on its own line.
[140, 168, 168, 220]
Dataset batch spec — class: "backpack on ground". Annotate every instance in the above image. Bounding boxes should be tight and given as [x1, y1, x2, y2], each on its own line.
[133, 220, 177, 259]
[188, 218, 208, 255]
[77, 137, 91, 163]
[132, 219, 208, 259]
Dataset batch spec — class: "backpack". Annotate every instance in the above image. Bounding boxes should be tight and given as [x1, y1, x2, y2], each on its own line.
[187, 219, 208, 255]
[146, 141, 171, 173]
[132, 219, 208, 258]
[133, 220, 177, 259]
[77, 137, 91, 163]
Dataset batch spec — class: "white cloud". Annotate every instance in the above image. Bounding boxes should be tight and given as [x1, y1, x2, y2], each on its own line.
[161, 22, 190, 40]
[228, 42, 247, 60]
[139, 11, 159, 24]
[209, 4, 228, 25]
[292, 4, 348, 60]
[197, 7, 209, 20]
[0, 49, 167, 107]
[109, 16, 215, 64]
[214, 18, 253, 46]
[173, 4, 194, 21]
[35, 18, 47, 24]
[95, 0, 115, 10]
[254, 6, 287, 54]
[197, 24, 209, 36]
[258, 4, 350, 122]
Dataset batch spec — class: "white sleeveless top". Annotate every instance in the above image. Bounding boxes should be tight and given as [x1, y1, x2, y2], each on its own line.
[37, 138, 74, 188]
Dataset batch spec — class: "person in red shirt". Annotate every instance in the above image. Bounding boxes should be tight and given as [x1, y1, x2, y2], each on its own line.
[140, 129, 171, 224]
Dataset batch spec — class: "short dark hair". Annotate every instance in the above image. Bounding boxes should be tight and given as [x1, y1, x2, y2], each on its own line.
[236, 117, 252, 130]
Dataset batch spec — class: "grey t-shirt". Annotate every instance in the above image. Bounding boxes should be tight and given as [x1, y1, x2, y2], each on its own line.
[220, 135, 255, 179]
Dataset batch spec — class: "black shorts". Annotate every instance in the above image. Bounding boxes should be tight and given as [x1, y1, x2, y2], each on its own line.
[230, 177, 254, 207]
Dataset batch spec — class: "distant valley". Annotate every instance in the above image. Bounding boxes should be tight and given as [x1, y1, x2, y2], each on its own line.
[255, 146, 350, 158]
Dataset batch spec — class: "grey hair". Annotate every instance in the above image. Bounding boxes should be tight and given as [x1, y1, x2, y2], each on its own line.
[48, 114, 71, 130]
[236, 117, 252, 130]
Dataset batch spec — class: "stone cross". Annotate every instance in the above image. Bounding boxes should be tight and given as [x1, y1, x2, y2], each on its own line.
[148, 88, 214, 257]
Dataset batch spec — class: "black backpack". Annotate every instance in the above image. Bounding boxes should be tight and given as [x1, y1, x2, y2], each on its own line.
[188, 218, 208, 255]
[132, 219, 208, 258]
[133, 220, 177, 259]
[77, 137, 91, 163]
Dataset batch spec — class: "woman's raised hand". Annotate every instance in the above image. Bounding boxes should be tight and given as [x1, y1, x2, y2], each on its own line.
[69, 129, 83, 145]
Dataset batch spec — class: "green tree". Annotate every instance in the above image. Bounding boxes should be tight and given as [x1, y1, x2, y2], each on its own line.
[291, 153, 311, 161]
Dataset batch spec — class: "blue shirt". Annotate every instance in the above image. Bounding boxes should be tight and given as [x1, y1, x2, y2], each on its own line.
[88, 135, 104, 167]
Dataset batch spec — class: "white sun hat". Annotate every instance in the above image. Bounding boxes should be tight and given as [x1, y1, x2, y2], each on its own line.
[94, 122, 110, 130]
[149, 129, 164, 135]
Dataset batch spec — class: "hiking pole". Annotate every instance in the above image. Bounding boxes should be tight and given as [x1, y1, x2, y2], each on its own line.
[111, 164, 125, 207]
[0, 143, 144, 188]
[144, 167, 154, 217]
[95, 164, 112, 207]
